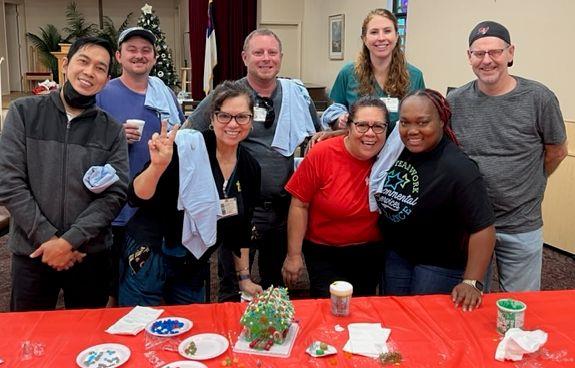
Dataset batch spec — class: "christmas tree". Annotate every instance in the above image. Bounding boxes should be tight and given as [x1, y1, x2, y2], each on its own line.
[137, 3, 179, 88]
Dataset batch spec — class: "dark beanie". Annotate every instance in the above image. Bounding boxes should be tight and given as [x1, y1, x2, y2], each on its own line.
[468, 21, 511, 46]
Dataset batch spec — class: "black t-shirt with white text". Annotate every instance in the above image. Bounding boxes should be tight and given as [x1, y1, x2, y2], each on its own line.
[376, 136, 494, 269]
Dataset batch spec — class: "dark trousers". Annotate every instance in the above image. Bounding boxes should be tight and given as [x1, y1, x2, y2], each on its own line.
[303, 240, 384, 298]
[217, 246, 240, 302]
[10, 251, 111, 311]
[253, 225, 287, 290]
[109, 225, 125, 299]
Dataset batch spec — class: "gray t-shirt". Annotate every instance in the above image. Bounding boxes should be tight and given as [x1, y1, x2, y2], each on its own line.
[448, 76, 566, 233]
[187, 77, 321, 201]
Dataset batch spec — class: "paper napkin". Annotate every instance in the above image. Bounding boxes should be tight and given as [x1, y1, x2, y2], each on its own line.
[106, 306, 164, 335]
[342, 323, 391, 358]
[495, 328, 548, 361]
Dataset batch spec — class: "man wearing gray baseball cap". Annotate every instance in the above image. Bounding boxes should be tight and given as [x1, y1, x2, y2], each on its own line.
[117, 26, 156, 46]
[447, 21, 567, 292]
[96, 26, 185, 306]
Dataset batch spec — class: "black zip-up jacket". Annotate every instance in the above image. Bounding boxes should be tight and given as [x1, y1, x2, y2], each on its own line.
[0, 91, 129, 255]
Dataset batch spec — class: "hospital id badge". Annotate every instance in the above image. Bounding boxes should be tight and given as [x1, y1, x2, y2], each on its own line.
[220, 197, 239, 218]
[381, 97, 399, 113]
[254, 107, 267, 122]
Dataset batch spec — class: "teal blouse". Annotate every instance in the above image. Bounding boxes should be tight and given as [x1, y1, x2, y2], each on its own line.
[329, 62, 425, 123]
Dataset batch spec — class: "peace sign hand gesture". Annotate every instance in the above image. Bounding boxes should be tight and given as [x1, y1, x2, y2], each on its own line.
[148, 120, 180, 170]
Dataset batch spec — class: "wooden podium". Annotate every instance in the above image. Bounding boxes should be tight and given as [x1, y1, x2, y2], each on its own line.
[180, 67, 191, 93]
[51, 43, 71, 84]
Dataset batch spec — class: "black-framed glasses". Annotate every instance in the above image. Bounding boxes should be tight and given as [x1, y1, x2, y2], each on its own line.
[256, 95, 275, 128]
[468, 46, 509, 59]
[214, 111, 253, 125]
[352, 121, 388, 134]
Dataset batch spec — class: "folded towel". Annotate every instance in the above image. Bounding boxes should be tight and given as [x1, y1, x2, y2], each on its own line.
[83, 164, 119, 193]
[369, 125, 404, 211]
[144, 76, 181, 127]
[271, 79, 317, 157]
[175, 129, 221, 259]
[320, 102, 348, 130]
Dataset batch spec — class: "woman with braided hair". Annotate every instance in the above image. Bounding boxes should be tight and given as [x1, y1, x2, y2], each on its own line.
[376, 89, 496, 311]
[322, 8, 425, 131]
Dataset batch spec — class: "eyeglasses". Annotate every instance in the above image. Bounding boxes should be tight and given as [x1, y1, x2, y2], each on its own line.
[468, 46, 509, 59]
[214, 111, 253, 125]
[352, 121, 388, 134]
[256, 95, 275, 128]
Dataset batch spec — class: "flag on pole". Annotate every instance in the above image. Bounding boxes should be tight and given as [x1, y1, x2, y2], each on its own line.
[203, 0, 217, 94]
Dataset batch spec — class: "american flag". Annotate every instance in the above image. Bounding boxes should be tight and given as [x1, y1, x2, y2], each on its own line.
[203, 0, 218, 94]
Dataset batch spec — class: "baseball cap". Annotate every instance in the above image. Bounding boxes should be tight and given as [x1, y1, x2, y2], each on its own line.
[468, 21, 511, 46]
[468, 21, 513, 67]
[118, 27, 156, 47]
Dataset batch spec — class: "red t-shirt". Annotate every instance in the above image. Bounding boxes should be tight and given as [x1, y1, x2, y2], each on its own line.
[285, 136, 382, 246]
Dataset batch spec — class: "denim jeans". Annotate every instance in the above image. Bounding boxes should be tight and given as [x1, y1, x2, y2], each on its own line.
[483, 228, 543, 292]
[118, 235, 206, 306]
[384, 250, 463, 295]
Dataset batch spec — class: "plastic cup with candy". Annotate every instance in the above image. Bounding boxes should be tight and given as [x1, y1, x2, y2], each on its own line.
[496, 298, 527, 335]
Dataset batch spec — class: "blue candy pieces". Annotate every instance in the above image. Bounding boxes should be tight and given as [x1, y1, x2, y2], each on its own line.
[150, 318, 185, 335]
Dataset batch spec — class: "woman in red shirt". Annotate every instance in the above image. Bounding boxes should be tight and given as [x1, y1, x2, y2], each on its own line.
[282, 96, 388, 297]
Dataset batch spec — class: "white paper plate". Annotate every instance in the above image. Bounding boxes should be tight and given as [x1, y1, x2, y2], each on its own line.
[161, 361, 208, 368]
[146, 317, 193, 337]
[178, 333, 229, 360]
[306, 340, 337, 357]
[76, 343, 130, 368]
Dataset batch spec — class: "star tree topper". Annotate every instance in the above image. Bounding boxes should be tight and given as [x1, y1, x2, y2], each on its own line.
[141, 3, 153, 15]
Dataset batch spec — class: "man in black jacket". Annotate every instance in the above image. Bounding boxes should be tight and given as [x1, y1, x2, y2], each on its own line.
[0, 37, 129, 311]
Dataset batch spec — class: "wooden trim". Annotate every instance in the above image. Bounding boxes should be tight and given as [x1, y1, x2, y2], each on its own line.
[565, 120, 575, 157]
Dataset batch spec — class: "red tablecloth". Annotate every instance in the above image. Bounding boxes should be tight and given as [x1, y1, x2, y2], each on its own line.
[0, 290, 574, 367]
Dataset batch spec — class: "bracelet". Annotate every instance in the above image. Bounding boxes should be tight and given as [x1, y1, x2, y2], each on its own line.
[235, 267, 249, 274]
[237, 273, 251, 281]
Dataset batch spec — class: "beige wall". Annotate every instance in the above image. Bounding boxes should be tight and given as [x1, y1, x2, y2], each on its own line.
[407, 0, 575, 253]
[260, 0, 304, 23]
[541, 122, 575, 253]
[14, 0, 181, 82]
[301, 0, 388, 90]
[407, 0, 575, 120]
[260, 0, 388, 88]
[0, 0, 10, 94]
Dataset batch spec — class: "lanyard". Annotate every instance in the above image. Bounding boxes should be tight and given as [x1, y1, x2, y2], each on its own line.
[222, 165, 238, 199]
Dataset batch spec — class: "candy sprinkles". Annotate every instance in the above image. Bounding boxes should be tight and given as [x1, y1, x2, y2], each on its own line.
[184, 341, 197, 356]
[150, 318, 185, 335]
[83, 349, 121, 367]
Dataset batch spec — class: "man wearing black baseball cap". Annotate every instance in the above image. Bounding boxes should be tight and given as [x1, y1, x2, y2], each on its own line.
[96, 26, 185, 306]
[447, 20, 567, 293]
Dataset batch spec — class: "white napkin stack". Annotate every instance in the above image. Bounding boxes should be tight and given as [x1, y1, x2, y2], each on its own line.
[106, 306, 164, 336]
[343, 323, 391, 358]
[495, 328, 548, 361]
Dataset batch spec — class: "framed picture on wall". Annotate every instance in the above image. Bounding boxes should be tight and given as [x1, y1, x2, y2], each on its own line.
[329, 14, 344, 60]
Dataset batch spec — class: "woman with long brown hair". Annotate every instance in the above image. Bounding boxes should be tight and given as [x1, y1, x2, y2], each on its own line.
[322, 8, 425, 130]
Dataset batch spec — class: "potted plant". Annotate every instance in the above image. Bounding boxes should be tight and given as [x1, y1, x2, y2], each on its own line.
[26, 1, 132, 83]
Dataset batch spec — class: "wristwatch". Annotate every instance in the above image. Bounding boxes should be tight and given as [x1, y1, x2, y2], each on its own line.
[462, 279, 484, 292]
[237, 273, 251, 281]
